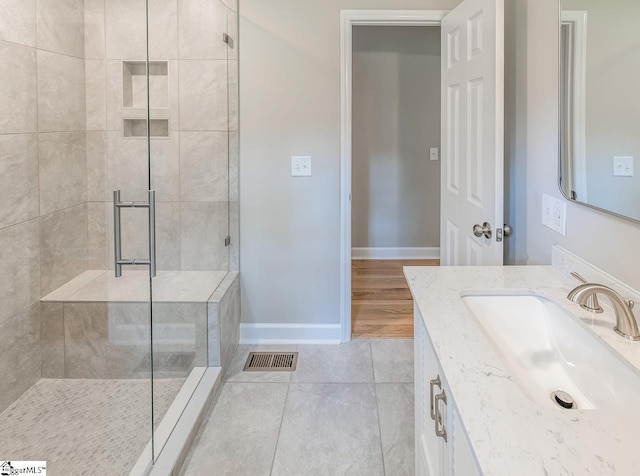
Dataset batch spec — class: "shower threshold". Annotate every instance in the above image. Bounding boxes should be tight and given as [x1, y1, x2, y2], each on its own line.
[133, 367, 222, 476]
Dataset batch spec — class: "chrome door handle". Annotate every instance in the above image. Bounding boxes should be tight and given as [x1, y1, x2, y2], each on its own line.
[148, 190, 156, 278]
[114, 190, 123, 277]
[429, 375, 442, 420]
[112, 190, 157, 278]
[434, 389, 448, 442]
[503, 224, 513, 237]
[473, 222, 492, 239]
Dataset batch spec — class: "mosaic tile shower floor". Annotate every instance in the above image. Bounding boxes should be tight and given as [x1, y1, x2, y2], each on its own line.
[0, 378, 184, 475]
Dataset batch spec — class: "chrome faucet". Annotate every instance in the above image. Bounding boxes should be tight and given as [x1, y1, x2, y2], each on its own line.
[570, 272, 603, 313]
[568, 284, 640, 341]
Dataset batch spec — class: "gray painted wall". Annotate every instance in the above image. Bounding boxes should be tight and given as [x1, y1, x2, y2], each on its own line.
[239, 0, 640, 330]
[503, 0, 529, 265]
[239, 0, 460, 326]
[352, 25, 441, 249]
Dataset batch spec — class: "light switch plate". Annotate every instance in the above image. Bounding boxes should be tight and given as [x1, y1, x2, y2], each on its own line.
[291, 156, 312, 177]
[613, 156, 634, 177]
[430, 147, 439, 161]
[542, 193, 567, 236]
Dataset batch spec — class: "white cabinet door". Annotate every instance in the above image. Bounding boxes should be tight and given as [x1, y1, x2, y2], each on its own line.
[440, 0, 505, 266]
[415, 308, 445, 476]
[451, 409, 482, 476]
[416, 309, 482, 476]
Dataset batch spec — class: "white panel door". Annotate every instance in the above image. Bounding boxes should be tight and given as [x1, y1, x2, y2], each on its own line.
[440, 0, 504, 266]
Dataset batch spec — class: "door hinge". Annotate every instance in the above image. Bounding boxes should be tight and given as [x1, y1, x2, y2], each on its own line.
[223, 33, 234, 48]
[224, 235, 231, 247]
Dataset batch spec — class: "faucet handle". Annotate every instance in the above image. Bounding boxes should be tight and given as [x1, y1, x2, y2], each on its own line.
[570, 272, 604, 313]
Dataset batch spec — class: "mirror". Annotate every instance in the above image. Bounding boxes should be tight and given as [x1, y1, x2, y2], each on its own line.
[559, 1, 640, 222]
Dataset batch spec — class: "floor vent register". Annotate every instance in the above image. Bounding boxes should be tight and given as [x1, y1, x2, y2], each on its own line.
[243, 352, 298, 371]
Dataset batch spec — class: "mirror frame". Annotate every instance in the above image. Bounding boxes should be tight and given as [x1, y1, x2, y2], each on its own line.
[556, 0, 640, 225]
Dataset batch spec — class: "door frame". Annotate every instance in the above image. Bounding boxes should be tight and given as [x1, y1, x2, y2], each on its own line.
[339, 10, 449, 343]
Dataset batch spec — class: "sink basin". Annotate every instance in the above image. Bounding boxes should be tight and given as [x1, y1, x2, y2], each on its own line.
[462, 291, 640, 410]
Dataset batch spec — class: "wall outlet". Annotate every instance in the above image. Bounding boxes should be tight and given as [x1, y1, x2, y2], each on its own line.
[613, 156, 634, 177]
[430, 147, 439, 161]
[291, 156, 312, 177]
[542, 193, 567, 236]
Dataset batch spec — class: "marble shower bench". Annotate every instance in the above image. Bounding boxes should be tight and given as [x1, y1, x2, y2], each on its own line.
[40, 270, 240, 379]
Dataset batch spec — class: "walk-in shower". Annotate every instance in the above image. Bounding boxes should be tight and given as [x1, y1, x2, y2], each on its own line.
[0, 0, 239, 473]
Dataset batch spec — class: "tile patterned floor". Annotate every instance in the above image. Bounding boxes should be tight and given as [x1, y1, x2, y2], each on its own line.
[0, 378, 184, 475]
[181, 339, 414, 476]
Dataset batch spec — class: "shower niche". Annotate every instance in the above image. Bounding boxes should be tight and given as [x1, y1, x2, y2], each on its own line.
[122, 60, 170, 138]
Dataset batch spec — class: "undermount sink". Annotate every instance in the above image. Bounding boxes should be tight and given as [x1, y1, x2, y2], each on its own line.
[462, 291, 640, 410]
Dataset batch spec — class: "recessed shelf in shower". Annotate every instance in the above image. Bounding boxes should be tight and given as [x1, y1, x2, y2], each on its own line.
[122, 60, 169, 109]
[122, 60, 170, 138]
[123, 118, 170, 138]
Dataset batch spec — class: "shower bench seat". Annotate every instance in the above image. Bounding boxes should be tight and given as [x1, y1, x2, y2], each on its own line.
[40, 270, 240, 379]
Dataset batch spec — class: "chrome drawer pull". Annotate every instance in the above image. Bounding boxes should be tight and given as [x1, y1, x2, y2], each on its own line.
[429, 375, 441, 421]
[435, 389, 448, 442]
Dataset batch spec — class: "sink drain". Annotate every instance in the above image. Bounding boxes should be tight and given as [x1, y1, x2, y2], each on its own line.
[551, 390, 576, 409]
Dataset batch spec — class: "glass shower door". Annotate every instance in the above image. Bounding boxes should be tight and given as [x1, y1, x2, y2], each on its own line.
[145, 0, 234, 463]
[91, 0, 155, 473]
[102, 0, 194, 469]
[0, 0, 236, 471]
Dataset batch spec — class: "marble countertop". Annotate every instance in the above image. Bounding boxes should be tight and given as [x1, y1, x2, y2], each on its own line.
[404, 265, 640, 476]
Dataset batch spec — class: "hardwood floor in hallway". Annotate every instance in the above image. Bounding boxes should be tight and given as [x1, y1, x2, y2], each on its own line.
[351, 259, 440, 339]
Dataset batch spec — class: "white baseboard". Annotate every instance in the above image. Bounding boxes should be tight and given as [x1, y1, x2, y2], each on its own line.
[240, 323, 342, 345]
[352, 247, 440, 260]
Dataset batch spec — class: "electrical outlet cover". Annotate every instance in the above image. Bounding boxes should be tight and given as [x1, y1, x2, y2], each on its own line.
[542, 193, 567, 236]
[542, 194, 553, 228]
[552, 198, 567, 236]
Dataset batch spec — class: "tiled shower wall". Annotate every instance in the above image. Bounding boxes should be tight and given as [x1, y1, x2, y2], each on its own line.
[0, 0, 88, 413]
[0, 0, 239, 413]
[84, 0, 239, 273]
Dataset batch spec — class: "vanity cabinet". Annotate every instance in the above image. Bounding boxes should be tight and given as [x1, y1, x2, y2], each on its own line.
[415, 305, 481, 476]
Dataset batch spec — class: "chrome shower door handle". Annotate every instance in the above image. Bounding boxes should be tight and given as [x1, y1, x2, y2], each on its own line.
[148, 190, 156, 278]
[114, 190, 123, 277]
[112, 189, 156, 278]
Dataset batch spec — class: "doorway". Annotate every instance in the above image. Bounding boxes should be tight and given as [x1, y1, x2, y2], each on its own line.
[340, 11, 447, 342]
[341, 4, 505, 340]
[350, 25, 441, 338]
